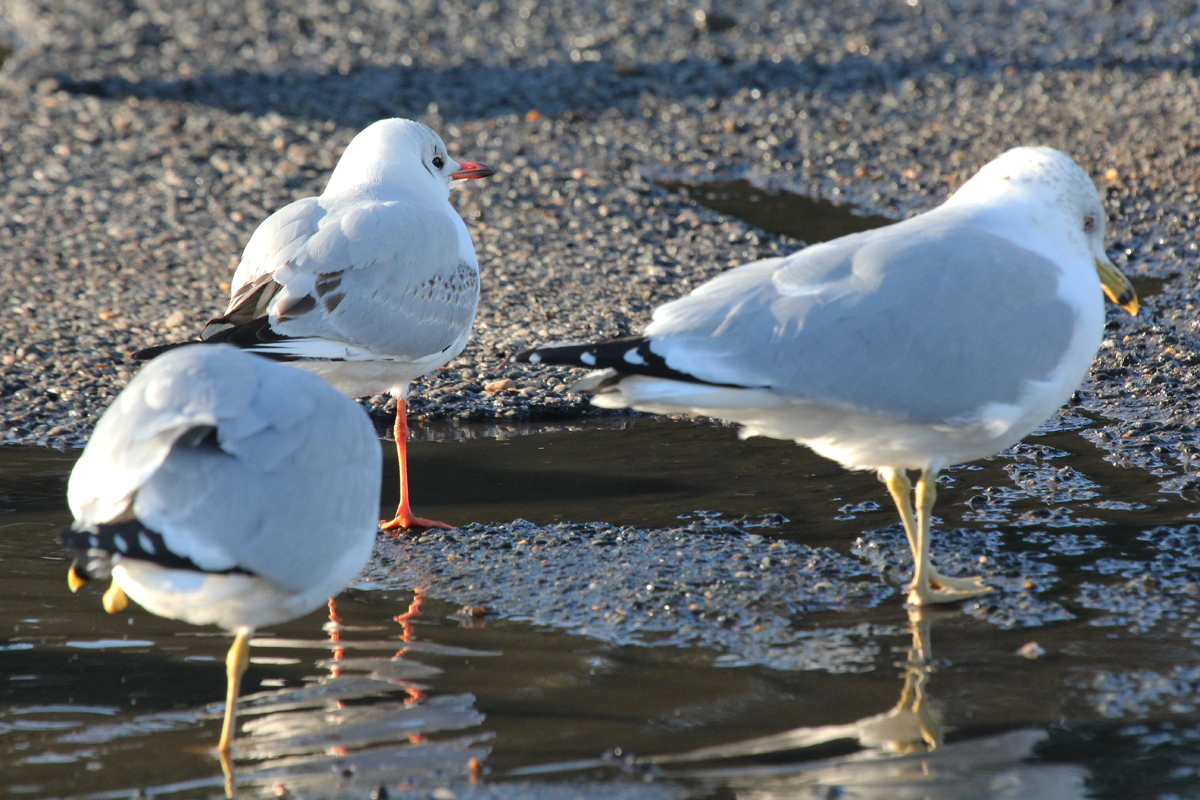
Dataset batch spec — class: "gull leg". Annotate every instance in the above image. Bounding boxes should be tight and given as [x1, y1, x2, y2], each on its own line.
[884, 468, 993, 597]
[883, 468, 919, 562]
[218, 628, 252, 755]
[380, 396, 453, 532]
[906, 470, 991, 605]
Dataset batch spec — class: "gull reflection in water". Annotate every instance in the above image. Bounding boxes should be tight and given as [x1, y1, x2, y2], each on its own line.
[222, 590, 496, 795]
[66, 590, 497, 800]
[647, 607, 1086, 800]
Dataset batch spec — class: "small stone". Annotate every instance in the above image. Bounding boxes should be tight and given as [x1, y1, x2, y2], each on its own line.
[484, 379, 515, 392]
[163, 310, 186, 328]
[1016, 641, 1045, 659]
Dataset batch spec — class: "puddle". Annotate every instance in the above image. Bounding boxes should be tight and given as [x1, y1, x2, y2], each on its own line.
[1130, 272, 1176, 301]
[659, 179, 892, 243]
[4, 418, 1200, 798]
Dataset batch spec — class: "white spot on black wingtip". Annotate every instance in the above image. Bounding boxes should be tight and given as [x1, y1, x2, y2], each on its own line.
[138, 532, 155, 554]
[114, 535, 129, 553]
[580, 351, 597, 366]
[529, 353, 542, 364]
[89, 535, 100, 548]
[623, 348, 646, 365]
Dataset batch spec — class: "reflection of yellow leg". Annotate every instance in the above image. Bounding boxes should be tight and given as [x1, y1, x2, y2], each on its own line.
[220, 747, 235, 799]
[102, 581, 128, 613]
[884, 469, 991, 605]
[904, 606, 941, 750]
[218, 628, 252, 756]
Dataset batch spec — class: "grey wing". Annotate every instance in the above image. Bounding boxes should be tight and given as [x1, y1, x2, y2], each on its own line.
[262, 200, 480, 361]
[67, 346, 263, 526]
[129, 352, 381, 594]
[201, 198, 326, 337]
[645, 219, 1077, 424]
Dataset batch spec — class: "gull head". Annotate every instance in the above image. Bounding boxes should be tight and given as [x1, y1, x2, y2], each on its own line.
[946, 146, 1136, 314]
[322, 118, 495, 203]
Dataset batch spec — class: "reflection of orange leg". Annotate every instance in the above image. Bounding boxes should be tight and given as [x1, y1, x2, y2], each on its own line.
[395, 590, 427, 704]
[327, 599, 344, 678]
[394, 590, 424, 644]
[380, 398, 453, 532]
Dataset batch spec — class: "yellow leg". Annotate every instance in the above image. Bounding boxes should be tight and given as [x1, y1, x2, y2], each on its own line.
[218, 628, 252, 755]
[906, 469, 991, 605]
[102, 581, 128, 614]
[883, 468, 920, 562]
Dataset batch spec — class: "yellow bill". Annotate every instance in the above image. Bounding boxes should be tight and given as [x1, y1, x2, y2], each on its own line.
[1097, 257, 1138, 315]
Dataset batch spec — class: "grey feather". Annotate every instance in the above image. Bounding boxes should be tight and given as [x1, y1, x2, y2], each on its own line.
[68, 345, 382, 594]
[645, 215, 1077, 425]
[223, 197, 478, 361]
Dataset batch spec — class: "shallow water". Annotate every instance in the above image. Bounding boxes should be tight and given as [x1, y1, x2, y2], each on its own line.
[659, 179, 891, 244]
[4, 417, 1200, 799]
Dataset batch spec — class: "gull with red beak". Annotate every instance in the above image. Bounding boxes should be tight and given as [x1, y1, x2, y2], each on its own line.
[137, 118, 495, 531]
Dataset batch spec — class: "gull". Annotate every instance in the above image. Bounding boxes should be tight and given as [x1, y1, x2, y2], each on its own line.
[516, 147, 1138, 606]
[60, 345, 381, 771]
[136, 118, 495, 531]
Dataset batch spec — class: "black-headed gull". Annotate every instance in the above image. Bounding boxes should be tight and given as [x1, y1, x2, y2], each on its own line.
[61, 345, 380, 766]
[137, 118, 494, 531]
[517, 147, 1137, 606]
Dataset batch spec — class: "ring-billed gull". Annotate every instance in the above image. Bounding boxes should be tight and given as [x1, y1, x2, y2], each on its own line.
[516, 147, 1138, 606]
[136, 118, 494, 532]
[60, 345, 381, 763]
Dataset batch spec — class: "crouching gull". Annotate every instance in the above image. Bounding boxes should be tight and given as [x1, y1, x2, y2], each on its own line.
[61, 345, 381, 766]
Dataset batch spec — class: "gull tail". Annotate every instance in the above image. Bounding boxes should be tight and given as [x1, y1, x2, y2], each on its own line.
[513, 336, 747, 390]
[61, 518, 255, 577]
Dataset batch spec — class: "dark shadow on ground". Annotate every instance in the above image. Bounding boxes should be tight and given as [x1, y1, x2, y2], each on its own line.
[54, 51, 1200, 127]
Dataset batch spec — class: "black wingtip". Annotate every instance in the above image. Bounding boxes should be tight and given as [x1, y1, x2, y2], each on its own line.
[61, 519, 255, 577]
[132, 341, 195, 361]
[513, 337, 646, 368]
[515, 336, 749, 388]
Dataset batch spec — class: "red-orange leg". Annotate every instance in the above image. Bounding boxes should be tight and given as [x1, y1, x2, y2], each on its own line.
[379, 397, 453, 532]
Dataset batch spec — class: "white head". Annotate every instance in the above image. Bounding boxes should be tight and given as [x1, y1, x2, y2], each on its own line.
[322, 118, 494, 202]
[947, 146, 1136, 313]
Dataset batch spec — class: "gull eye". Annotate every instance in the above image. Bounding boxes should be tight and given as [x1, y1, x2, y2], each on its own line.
[432, 156, 445, 170]
[1083, 216, 1095, 232]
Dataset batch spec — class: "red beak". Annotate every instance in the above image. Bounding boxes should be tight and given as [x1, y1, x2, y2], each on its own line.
[450, 161, 496, 180]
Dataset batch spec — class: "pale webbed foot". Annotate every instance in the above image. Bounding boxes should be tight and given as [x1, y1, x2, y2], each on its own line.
[929, 568, 993, 596]
[907, 574, 992, 606]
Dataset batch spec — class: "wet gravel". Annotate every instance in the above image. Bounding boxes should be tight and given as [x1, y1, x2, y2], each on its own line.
[365, 515, 898, 673]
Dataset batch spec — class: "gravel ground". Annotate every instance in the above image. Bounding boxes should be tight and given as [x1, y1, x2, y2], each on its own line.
[0, 0, 1197, 457]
